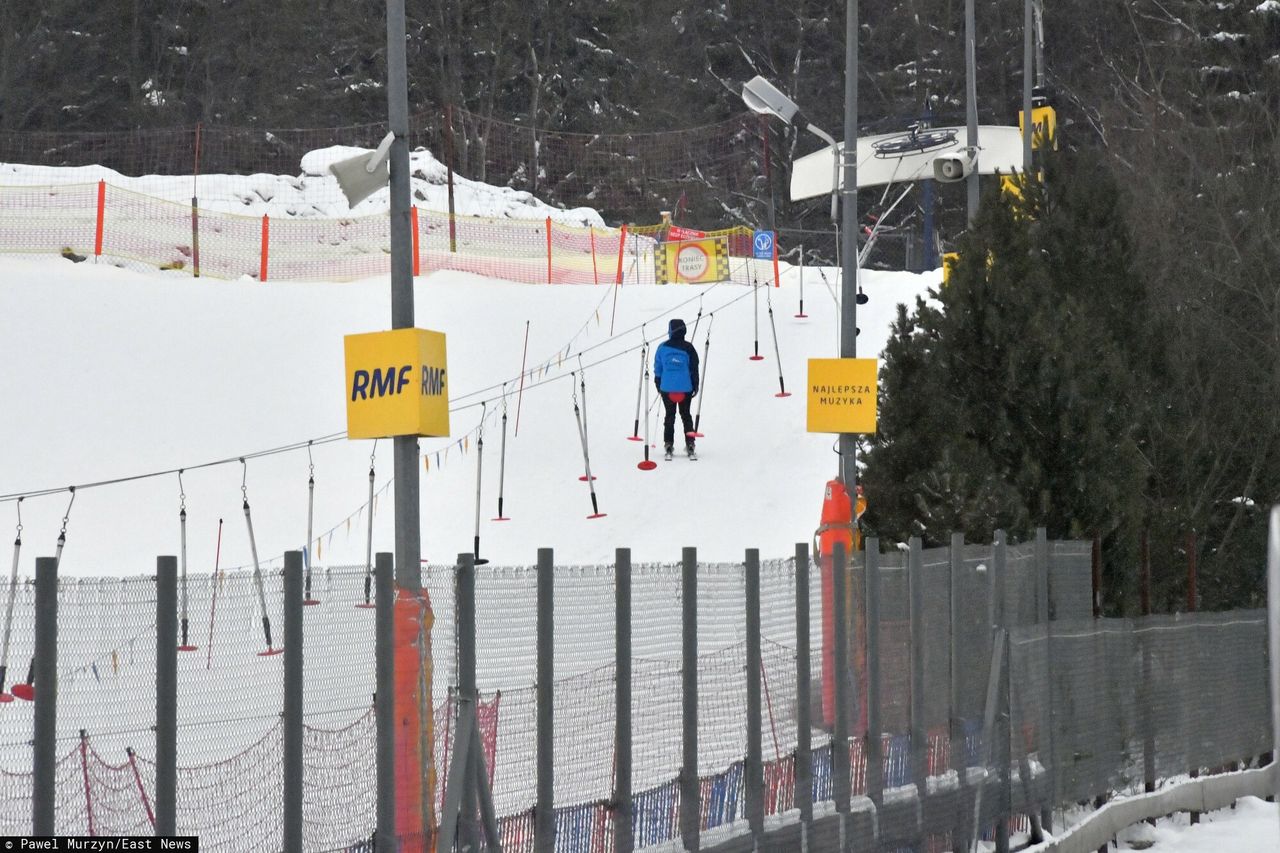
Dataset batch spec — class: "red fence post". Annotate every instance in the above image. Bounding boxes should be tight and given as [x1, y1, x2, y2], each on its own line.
[545, 216, 553, 284]
[590, 227, 599, 284]
[259, 214, 270, 282]
[94, 180, 106, 258]
[411, 206, 421, 276]
[614, 223, 628, 285]
[772, 235, 780, 287]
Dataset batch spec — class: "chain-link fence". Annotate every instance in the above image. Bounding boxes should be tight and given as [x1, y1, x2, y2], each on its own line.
[6, 533, 1272, 851]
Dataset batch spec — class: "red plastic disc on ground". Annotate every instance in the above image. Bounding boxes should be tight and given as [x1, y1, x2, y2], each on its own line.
[626, 435, 644, 442]
[0, 693, 13, 703]
[776, 392, 792, 398]
[586, 513, 607, 519]
[177, 645, 199, 652]
[794, 313, 809, 318]
[258, 648, 284, 657]
[355, 602, 377, 609]
[578, 475, 597, 482]
[686, 431, 703, 438]
[302, 599, 321, 606]
[492, 516, 511, 522]
[749, 355, 765, 361]
[638, 460, 657, 470]
[12, 684, 34, 701]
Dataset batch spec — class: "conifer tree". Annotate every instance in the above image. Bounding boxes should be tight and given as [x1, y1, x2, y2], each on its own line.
[863, 148, 1154, 610]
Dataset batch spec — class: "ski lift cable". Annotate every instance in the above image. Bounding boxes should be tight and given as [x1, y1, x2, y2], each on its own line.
[0, 432, 348, 504]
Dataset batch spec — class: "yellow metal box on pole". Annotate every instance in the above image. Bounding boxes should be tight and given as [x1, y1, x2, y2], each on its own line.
[345, 328, 450, 439]
[806, 358, 878, 434]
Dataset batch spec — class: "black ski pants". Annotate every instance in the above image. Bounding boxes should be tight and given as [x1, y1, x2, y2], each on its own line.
[661, 391, 694, 447]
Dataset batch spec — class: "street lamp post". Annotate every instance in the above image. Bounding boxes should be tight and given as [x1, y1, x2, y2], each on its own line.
[742, 1, 859, 491]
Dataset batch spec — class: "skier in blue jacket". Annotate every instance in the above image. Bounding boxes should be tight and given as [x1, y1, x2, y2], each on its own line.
[654, 318, 700, 459]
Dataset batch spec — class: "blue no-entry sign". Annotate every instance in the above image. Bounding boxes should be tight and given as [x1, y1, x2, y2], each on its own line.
[752, 229, 775, 260]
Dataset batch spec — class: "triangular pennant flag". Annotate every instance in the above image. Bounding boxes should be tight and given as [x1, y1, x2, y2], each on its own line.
[464, 436, 469, 452]
[424, 456, 430, 472]
[595, 309, 600, 325]
[435, 452, 440, 467]
[92, 663, 101, 682]
[111, 650, 119, 675]
[346, 518, 351, 534]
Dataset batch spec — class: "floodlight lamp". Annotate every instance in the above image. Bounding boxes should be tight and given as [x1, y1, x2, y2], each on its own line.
[741, 76, 801, 125]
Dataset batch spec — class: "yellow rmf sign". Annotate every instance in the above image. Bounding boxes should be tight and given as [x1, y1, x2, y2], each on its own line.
[344, 328, 450, 439]
[1018, 105, 1057, 150]
[806, 358, 878, 434]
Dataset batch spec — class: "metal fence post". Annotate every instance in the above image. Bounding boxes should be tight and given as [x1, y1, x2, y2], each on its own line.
[615, 548, 633, 853]
[908, 537, 927, 801]
[33, 556, 58, 835]
[283, 550, 304, 852]
[992, 533, 1010, 853]
[949, 532, 967, 853]
[865, 538, 883, 807]
[745, 548, 764, 841]
[681, 546, 700, 853]
[156, 556, 177, 837]
[1267, 506, 1280, 812]
[795, 542, 813, 845]
[832, 541, 851, 819]
[536, 547, 555, 853]
[1034, 527, 1054, 832]
[375, 551, 395, 852]
[457, 553, 481, 850]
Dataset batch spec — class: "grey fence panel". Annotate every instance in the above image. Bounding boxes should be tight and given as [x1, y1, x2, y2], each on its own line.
[1050, 540, 1094, 620]
[921, 546, 953, 733]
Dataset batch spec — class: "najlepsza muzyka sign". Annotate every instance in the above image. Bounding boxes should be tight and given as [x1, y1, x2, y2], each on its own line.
[806, 358, 878, 434]
[344, 328, 450, 439]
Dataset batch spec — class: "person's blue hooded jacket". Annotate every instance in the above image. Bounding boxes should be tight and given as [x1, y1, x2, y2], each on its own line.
[654, 318, 700, 394]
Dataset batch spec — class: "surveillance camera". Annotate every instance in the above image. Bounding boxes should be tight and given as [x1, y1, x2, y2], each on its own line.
[933, 149, 977, 183]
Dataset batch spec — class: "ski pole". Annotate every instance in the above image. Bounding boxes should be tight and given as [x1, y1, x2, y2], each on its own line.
[473, 408, 489, 564]
[638, 361, 657, 471]
[514, 320, 530, 437]
[572, 375, 606, 519]
[767, 291, 790, 397]
[205, 517, 223, 670]
[494, 391, 511, 521]
[796, 244, 808, 318]
[688, 317, 713, 439]
[0, 502, 22, 701]
[628, 341, 645, 442]
[177, 472, 196, 650]
[750, 276, 764, 360]
[241, 465, 280, 656]
[577, 370, 596, 481]
[304, 443, 319, 604]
